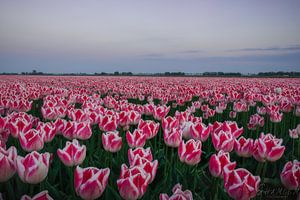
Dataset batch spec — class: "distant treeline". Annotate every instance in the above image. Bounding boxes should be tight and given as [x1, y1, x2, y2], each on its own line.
[1, 70, 300, 77]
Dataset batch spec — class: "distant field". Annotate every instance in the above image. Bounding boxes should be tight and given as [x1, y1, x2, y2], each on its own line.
[0, 76, 299, 200]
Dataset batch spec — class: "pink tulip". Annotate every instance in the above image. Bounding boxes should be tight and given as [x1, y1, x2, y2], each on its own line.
[190, 122, 211, 142]
[211, 121, 243, 152]
[233, 101, 248, 112]
[138, 119, 160, 139]
[211, 129, 234, 152]
[36, 122, 56, 143]
[62, 121, 92, 140]
[118, 111, 130, 127]
[57, 139, 86, 166]
[128, 147, 153, 166]
[201, 104, 209, 112]
[229, 111, 236, 119]
[68, 108, 90, 122]
[270, 111, 283, 123]
[41, 107, 60, 120]
[0, 129, 9, 148]
[234, 136, 254, 157]
[160, 183, 193, 200]
[153, 105, 170, 121]
[73, 121, 93, 140]
[117, 164, 150, 200]
[280, 160, 300, 190]
[0, 146, 17, 182]
[207, 108, 216, 118]
[257, 106, 266, 115]
[212, 121, 243, 138]
[280, 99, 293, 113]
[130, 155, 158, 183]
[99, 115, 118, 132]
[103, 96, 117, 109]
[189, 116, 202, 124]
[19, 129, 44, 152]
[178, 139, 202, 166]
[74, 166, 110, 200]
[209, 150, 236, 178]
[289, 128, 299, 139]
[0, 116, 6, 133]
[162, 116, 179, 131]
[163, 128, 182, 148]
[223, 166, 260, 200]
[54, 118, 66, 135]
[16, 151, 50, 184]
[252, 133, 285, 162]
[247, 114, 264, 130]
[126, 129, 147, 148]
[266, 104, 280, 114]
[144, 103, 155, 116]
[21, 190, 53, 200]
[7, 117, 32, 138]
[175, 111, 190, 125]
[129, 110, 141, 125]
[102, 131, 122, 153]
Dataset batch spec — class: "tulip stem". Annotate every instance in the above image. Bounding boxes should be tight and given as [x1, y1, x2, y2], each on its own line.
[292, 139, 295, 157]
[212, 177, 219, 200]
[297, 138, 300, 158]
[6, 179, 15, 200]
[29, 184, 34, 196]
[68, 167, 75, 198]
[261, 162, 268, 182]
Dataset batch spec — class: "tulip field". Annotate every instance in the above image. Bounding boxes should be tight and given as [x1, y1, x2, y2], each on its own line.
[1, 75, 300, 200]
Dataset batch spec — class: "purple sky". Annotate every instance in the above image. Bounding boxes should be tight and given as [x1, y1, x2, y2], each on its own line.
[0, 0, 300, 73]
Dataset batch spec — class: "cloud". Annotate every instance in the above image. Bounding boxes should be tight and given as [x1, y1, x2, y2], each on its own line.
[140, 49, 203, 60]
[179, 50, 203, 54]
[140, 53, 165, 60]
[229, 44, 300, 52]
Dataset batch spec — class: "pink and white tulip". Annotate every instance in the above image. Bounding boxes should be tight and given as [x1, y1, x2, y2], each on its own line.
[0, 146, 17, 182]
[280, 160, 300, 190]
[160, 183, 193, 200]
[209, 150, 236, 178]
[126, 129, 147, 148]
[102, 131, 122, 153]
[163, 128, 182, 148]
[21, 190, 53, 200]
[74, 166, 110, 200]
[128, 147, 153, 166]
[252, 133, 285, 162]
[19, 129, 44, 152]
[223, 166, 260, 200]
[138, 119, 160, 139]
[16, 151, 50, 184]
[117, 164, 150, 200]
[234, 136, 254, 157]
[57, 139, 86, 166]
[178, 139, 202, 166]
[190, 122, 211, 142]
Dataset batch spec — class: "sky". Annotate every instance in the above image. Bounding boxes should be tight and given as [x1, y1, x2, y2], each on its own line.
[0, 0, 300, 74]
